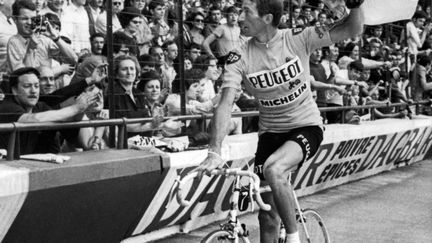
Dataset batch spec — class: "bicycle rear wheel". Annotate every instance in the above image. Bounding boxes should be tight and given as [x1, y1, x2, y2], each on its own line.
[201, 230, 250, 243]
[297, 209, 330, 243]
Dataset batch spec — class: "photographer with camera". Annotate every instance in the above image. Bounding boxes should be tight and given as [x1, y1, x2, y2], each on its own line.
[6, 0, 77, 73]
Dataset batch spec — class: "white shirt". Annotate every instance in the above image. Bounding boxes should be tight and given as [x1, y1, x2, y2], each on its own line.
[407, 21, 422, 55]
[61, 3, 91, 53]
[95, 12, 122, 35]
[0, 11, 17, 71]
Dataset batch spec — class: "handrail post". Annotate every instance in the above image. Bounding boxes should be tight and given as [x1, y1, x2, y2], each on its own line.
[200, 114, 207, 132]
[341, 110, 345, 124]
[7, 123, 17, 161]
[117, 117, 127, 149]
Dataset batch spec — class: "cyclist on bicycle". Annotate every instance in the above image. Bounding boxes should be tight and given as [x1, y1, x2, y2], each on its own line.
[196, 0, 365, 242]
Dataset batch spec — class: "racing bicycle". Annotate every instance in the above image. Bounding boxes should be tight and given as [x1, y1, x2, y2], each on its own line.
[176, 168, 330, 243]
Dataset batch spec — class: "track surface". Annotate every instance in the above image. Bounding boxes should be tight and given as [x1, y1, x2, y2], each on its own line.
[154, 160, 432, 243]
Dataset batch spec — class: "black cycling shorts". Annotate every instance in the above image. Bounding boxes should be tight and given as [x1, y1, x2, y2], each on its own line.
[254, 126, 323, 180]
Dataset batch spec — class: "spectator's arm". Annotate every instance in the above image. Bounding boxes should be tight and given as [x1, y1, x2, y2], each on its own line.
[360, 57, 390, 69]
[202, 33, 217, 57]
[334, 75, 368, 89]
[310, 78, 346, 94]
[18, 92, 97, 122]
[52, 37, 78, 65]
[373, 108, 407, 119]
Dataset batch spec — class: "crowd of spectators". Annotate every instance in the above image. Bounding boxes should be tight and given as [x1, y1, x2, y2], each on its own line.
[1, 0, 432, 156]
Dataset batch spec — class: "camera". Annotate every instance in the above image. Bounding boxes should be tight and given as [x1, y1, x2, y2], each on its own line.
[31, 15, 48, 31]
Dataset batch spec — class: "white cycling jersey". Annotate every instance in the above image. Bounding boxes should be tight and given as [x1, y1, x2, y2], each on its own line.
[222, 26, 333, 133]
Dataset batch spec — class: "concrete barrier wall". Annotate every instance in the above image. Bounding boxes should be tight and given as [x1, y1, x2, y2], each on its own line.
[1, 117, 432, 242]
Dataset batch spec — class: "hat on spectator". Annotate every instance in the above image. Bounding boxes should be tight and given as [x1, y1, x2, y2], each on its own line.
[71, 55, 107, 84]
[118, 7, 142, 29]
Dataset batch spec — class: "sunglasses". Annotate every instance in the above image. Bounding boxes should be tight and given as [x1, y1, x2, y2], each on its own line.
[113, 2, 122, 6]
[131, 20, 142, 24]
[195, 19, 204, 23]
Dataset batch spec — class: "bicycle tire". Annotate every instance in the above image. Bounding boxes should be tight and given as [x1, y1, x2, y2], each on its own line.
[201, 230, 250, 243]
[297, 209, 330, 243]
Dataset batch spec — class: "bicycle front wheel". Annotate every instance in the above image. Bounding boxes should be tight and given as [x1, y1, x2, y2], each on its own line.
[201, 230, 250, 243]
[297, 209, 330, 243]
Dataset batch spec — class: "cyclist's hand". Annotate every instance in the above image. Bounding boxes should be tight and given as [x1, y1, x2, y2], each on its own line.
[195, 152, 225, 178]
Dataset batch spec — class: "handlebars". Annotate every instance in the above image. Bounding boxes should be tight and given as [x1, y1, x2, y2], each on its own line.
[176, 168, 271, 211]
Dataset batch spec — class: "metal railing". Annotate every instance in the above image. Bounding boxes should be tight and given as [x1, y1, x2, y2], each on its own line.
[0, 101, 430, 161]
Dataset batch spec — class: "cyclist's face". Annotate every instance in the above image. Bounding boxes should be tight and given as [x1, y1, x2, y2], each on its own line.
[238, 0, 266, 37]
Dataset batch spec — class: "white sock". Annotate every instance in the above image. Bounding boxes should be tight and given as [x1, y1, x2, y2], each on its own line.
[286, 231, 300, 243]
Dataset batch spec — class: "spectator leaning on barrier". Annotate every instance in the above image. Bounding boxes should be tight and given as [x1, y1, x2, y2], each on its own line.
[309, 48, 346, 123]
[0, 67, 99, 156]
[410, 54, 432, 105]
[327, 60, 368, 124]
[136, 70, 183, 137]
[7, 0, 77, 72]
[193, 54, 220, 102]
[37, 61, 106, 108]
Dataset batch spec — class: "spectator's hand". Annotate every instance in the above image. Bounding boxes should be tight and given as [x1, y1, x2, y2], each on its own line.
[330, 64, 338, 76]
[407, 99, 414, 105]
[383, 61, 392, 68]
[87, 63, 108, 85]
[93, 109, 109, 120]
[159, 87, 170, 103]
[357, 81, 369, 89]
[29, 34, 39, 50]
[333, 85, 347, 95]
[151, 115, 164, 129]
[59, 64, 75, 75]
[45, 20, 60, 41]
[397, 110, 408, 118]
[162, 118, 183, 130]
[74, 92, 99, 112]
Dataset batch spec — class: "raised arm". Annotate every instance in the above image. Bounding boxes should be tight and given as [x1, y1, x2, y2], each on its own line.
[18, 92, 98, 123]
[329, 7, 365, 43]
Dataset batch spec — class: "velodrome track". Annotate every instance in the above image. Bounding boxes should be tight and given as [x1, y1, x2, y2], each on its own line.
[156, 160, 432, 243]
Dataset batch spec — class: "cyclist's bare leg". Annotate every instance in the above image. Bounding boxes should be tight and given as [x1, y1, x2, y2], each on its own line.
[258, 191, 280, 243]
[261, 141, 304, 241]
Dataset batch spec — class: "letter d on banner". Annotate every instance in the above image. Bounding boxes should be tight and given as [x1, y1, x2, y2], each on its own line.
[361, 0, 418, 25]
